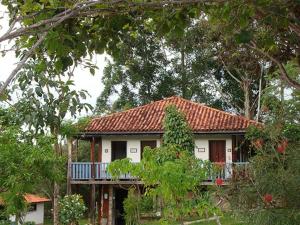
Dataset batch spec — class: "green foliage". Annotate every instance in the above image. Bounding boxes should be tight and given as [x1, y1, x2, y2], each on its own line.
[227, 123, 300, 225]
[23, 222, 36, 225]
[163, 105, 194, 154]
[108, 107, 216, 224]
[60, 117, 92, 138]
[0, 127, 64, 221]
[123, 189, 140, 225]
[95, 19, 224, 113]
[59, 194, 87, 225]
[14, 62, 92, 134]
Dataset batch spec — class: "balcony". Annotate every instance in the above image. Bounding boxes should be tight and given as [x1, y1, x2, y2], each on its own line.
[71, 162, 249, 183]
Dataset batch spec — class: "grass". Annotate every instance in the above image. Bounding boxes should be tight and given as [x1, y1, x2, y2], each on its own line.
[44, 218, 89, 225]
[44, 214, 243, 225]
[143, 214, 244, 225]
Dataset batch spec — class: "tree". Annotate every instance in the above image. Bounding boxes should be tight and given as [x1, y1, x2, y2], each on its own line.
[223, 75, 300, 225]
[207, 0, 300, 89]
[0, 123, 64, 224]
[95, 19, 224, 113]
[0, 0, 299, 98]
[11, 60, 92, 225]
[0, 0, 206, 96]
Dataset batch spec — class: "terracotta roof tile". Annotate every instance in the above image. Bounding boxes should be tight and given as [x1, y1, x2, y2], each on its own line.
[0, 194, 50, 205]
[85, 96, 260, 133]
[24, 194, 50, 203]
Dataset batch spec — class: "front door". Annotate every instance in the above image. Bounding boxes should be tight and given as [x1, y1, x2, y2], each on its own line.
[209, 140, 226, 163]
[111, 141, 127, 161]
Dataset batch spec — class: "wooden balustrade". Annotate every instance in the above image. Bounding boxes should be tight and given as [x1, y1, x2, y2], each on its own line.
[71, 162, 249, 181]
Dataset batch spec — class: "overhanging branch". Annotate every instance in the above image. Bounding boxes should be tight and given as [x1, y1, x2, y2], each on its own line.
[248, 42, 300, 90]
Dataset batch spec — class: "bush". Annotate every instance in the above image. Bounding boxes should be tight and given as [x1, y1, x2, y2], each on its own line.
[59, 194, 87, 225]
[124, 189, 139, 225]
[23, 222, 36, 225]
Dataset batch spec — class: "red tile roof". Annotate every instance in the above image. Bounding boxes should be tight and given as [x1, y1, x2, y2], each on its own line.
[24, 194, 50, 203]
[0, 194, 50, 205]
[86, 96, 260, 134]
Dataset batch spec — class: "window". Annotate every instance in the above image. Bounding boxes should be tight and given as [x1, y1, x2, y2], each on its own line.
[28, 203, 37, 212]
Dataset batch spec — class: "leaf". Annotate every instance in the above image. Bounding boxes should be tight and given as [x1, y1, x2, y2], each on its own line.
[235, 30, 253, 44]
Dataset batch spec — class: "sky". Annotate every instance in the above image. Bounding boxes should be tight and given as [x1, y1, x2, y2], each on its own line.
[0, 5, 107, 116]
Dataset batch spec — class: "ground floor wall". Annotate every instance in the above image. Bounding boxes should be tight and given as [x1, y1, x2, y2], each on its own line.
[9, 203, 45, 225]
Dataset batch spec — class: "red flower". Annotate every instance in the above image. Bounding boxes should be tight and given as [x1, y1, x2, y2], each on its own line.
[277, 144, 285, 153]
[264, 194, 273, 203]
[215, 178, 223, 186]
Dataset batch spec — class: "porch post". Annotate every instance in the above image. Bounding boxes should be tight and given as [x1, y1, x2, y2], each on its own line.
[66, 138, 73, 195]
[89, 137, 96, 225]
[97, 138, 103, 224]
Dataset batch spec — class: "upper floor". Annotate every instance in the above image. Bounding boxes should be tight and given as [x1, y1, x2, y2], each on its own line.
[70, 134, 250, 183]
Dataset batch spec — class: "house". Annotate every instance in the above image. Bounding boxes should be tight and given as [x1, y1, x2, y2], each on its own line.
[7, 194, 50, 225]
[70, 96, 259, 225]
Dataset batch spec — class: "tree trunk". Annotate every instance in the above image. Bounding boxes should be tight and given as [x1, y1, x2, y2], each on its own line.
[242, 79, 251, 119]
[256, 66, 263, 121]
[53, 182, 60, 225]
[53, 132, 61, 225]
[181, 43, 187, 99]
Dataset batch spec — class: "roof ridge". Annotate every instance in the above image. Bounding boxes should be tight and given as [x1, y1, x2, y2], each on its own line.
[178, 97, 258, 123]
[93, 96, 178, 120]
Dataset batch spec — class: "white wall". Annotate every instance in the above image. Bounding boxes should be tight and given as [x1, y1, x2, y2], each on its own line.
[101, 136, 161, 163]
[194, 135, 233, 163]
[102, 139, 111, 163]
[10, 203, 45, 225]
[100, 135, 233, 163]
[127, 140, 141, 163]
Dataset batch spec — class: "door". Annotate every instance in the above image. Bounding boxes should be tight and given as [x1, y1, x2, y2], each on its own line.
[141, 140, 157, 159]
[111, 141, 127, 161]
[209, 140, 226, 162]
[114, 188, 128, 225]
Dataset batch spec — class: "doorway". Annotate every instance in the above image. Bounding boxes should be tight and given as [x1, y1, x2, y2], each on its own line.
[209, 140, 226, 162]
[114, 188, 128, 225]
[111, 141, 127, 161]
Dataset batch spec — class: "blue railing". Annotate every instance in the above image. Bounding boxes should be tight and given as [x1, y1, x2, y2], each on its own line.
[71, 162, 133, 180]
[71, 162, 249, 181]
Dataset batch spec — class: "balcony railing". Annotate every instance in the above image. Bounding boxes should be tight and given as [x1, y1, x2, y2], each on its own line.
[71, 162, 249, 181]
[71, 162, 133, 180]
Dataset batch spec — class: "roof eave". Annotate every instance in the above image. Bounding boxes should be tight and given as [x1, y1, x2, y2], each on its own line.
[75, 130, 246, 138]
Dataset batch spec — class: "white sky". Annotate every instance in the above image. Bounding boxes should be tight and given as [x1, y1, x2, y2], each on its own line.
[0, 5, 107, 116]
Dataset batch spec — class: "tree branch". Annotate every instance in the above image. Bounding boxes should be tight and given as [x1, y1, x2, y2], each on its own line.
[248, 42, 300, 90]
[0, 32, 47, 96]
[0, 0, 223, 43]
[220, 58, 242, 84]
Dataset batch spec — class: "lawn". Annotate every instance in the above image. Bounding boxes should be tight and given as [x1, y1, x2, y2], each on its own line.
[44, 214, 243, 225]
[44, 218, 89, 225]
[143, 214, 244, 225]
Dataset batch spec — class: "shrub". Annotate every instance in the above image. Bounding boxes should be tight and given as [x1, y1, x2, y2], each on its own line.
[59, 194, 87, 225]
[23, 222, 36, 225]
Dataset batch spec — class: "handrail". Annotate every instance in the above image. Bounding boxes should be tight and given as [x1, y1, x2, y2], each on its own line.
[71, 162, 250, 181]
